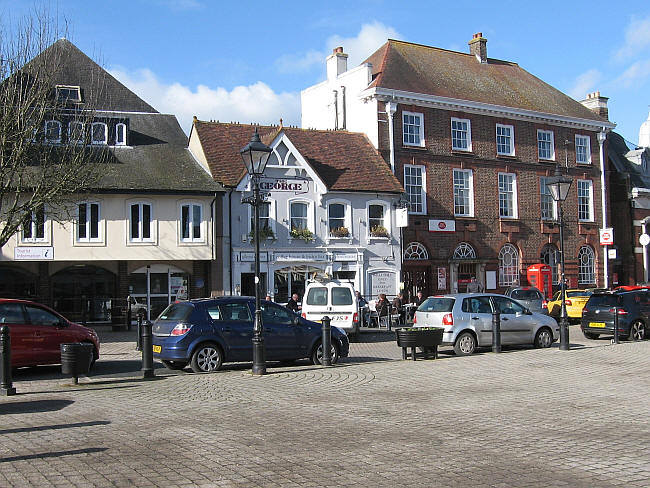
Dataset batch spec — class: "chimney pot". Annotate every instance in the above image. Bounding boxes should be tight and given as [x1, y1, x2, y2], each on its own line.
[580, 91, 609, 120]
[326, 46, 348, 80]
[334, 46, 343, 54]
[468, 33, 488, 64]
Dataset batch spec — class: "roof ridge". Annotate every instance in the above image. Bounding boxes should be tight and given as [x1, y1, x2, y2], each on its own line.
[387, 38, 519, 66]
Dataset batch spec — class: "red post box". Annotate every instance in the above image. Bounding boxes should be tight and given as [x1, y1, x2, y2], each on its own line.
[527, 264, 552, 299]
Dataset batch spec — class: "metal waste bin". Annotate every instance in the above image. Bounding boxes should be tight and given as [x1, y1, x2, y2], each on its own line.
[61, 343, 94, 383]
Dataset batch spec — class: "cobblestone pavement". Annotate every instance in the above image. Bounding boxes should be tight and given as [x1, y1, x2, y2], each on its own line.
[1, 325, 649, 487]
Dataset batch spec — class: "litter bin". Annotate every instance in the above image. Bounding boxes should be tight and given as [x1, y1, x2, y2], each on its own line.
[60, 343, 94, 384]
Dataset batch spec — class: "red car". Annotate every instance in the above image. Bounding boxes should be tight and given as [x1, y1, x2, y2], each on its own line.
[0, 299, 100, 368]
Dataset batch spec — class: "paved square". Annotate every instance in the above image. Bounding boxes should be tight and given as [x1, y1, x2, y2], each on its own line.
[1, 326, 649, 487]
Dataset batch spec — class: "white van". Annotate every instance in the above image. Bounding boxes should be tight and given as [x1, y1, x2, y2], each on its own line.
[301, 279, 360, 338]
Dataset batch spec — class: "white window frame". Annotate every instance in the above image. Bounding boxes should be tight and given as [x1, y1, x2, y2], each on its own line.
[578, 246, 596, 285]
[56, 85, 81, 102]
[451, 117, 472, 152]
[498, 172, 518, 219]
[577, 179, 594, 222]
[68, 121, 84, 145]
[287, 199, 314, 237]
[248, 199, 276, 238]
[404, 164, 427, 215]
[327, 199, 351, 238]
[180, 202, 205, 243]
[91, 122, 108, 145]
[575, 134, 591, 164]
[115, 123, 127, 146]
[128, 201, 154, 243]
[537, 129, 555, 161]
[21, 206, 47, 243]
[44, 120, 61, 143]
[453, 169, 474, 217]
[367, 200, 389, 239]
[402, 111, 424, 147]
[540, 177, 557, 221]
[76, 201, 102, 243]
[496, 124, 515, 156]
[499, 243, 520, 286]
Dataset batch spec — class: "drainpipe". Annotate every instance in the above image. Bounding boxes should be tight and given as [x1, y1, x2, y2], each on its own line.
[643, 217, 650, 283]
[228, 189, 234, 295]
[385, 101, 398, 174]
[340, 86, 346, 130]
[333, 90, 338, 130]
[598, 129, 608, 288]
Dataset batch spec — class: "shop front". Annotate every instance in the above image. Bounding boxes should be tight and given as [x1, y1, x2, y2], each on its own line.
[128, 264, 190, 320]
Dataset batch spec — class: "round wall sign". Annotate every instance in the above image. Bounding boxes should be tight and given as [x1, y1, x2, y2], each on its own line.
[640, 233, 650, 246]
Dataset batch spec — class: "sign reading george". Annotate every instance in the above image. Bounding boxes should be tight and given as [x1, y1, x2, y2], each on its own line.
[259, 178, 309, 195]
[599, 227, 614, 246]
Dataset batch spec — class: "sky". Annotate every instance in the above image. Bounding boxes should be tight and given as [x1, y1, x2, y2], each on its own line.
[3, 0, 650, 144]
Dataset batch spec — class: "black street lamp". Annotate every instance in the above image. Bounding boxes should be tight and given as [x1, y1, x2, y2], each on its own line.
[546, 163, 573, 351]
[241, 128, 272, 375]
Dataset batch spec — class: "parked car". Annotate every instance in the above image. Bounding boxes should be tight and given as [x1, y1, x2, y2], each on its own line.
[581, 289, 649, 341]
[504, 286, 548, 314]
[0, 298, 100, 368]
[547, 289, 593, 323]
[413, 293, 559, 356]
[301, 279, 360, 338]
[152, 296, 349, 372]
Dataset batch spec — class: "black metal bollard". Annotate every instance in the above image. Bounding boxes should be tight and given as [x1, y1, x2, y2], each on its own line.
[136, 314, 143, 351]
[141, 320, 155, 378]
[0, 326, 16, 396]
[321, 316, 332, 367]
[126, 296, 133, 331]
[614, 306, 620, 344]
[492, 310, 502, 353]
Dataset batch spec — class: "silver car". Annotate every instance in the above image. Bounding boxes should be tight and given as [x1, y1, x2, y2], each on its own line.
[413, 293, 559, 356]
[504, 286, 548, 315]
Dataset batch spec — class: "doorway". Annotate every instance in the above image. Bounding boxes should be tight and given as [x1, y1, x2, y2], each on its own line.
[241, 273, 267, 298]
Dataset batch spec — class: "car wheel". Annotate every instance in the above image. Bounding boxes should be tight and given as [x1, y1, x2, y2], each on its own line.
[311, 341, 340, 365]
[629, 320, 646, 342]
[453, 331, 476, 356]
[583, 331, 600, 340]
[534, 327, 553, 348]
[162, 360, 188, 370]
[190, 343, 223, 373]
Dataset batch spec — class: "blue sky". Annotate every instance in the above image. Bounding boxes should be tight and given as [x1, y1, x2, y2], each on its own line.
[4, 0, 650, 143]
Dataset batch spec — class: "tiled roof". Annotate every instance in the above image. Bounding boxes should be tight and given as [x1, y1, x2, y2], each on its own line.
[608, 132, 650, 190]
[193, 121, 404, 193]
[364, 39, 608, 122]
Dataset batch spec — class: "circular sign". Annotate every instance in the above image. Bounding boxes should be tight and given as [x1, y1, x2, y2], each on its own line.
[438, 222, 446, 230]
[640, 233, 650, 246]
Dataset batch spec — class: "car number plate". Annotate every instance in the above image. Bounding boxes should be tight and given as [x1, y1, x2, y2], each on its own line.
[589, 322, 606, 328]
[152, 345, 162, 353]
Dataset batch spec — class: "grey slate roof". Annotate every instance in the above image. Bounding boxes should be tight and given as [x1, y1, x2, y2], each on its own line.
[608, 132, 650, 190]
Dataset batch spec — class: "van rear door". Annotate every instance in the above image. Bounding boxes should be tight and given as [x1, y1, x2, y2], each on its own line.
[303, 286, 329, 323]
[329, 286, 355, 329]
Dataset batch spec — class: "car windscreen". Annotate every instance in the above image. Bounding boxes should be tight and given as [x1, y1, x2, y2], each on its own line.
[585, 294, 620, 309]
[566, 290, 591, 298]
[158, 302, 194, 321]
[419, 297, 454, 313]
[511, 290, 540, 300]
[331, 287, 352, 306]
[306, 287, 328, 306]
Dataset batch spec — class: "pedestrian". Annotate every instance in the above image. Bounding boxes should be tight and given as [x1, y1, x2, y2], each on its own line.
[467, 277, 483, 293]
[286, 293, 301, 313]
[392, 293, 405, 325]
[411, 290, 426, 320]
[265, 294, 272, 301]
[355, 291, 369, 327]
[376, 293, 389, 328]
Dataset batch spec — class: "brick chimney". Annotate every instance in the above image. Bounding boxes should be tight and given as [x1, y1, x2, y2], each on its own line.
[327, 46, 348, 81]
[468, 32, 487, 64]
[580, 91, 609, 120]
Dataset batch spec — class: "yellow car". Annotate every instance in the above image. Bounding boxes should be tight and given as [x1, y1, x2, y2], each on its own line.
[547, 289, 594, 322]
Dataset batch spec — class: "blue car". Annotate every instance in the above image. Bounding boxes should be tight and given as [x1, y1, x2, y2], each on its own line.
[152, 297, 349, 372]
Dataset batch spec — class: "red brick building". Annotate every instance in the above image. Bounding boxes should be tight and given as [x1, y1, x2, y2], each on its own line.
[302, 34, 615, 297]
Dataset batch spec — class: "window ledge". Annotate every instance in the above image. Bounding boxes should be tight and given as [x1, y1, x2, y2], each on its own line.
[496, 154, 518, 160]
[369, 235, 390, 242]
[576, 162, 593, 167]
[401, 144, 427, 151]
[538, 158, 556, 164]
[451, 149, 474, 156]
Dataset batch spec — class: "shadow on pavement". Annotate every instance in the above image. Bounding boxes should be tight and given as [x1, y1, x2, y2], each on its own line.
[0, 399, 73, 414]
[0, 447, 107, 463]
[0, 420, 111, 435]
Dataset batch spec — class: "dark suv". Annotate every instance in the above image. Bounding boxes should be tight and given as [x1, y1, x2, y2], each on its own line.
[152, 297, 349, 372]
[580, 290, 650, 341]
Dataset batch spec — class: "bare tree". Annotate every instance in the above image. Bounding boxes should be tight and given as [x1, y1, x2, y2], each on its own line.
[0, 9, 108, 248]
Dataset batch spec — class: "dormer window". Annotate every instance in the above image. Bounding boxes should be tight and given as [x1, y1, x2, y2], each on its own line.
[115, 123, 127, 146]
[44, 120, 61, 143]
[56, 85, 81, 103]
[91, 122, 108, 145]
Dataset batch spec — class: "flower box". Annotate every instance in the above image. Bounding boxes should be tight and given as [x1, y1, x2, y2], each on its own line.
[396, 327, 444, 360]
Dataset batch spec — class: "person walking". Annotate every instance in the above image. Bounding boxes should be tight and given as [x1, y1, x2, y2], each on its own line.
[355, 290, 369, 327]
[286, 293, 301, 313]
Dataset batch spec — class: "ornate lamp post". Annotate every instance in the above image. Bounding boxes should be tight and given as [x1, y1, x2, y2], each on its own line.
[241, 129, 272, 375]
[546, 163, 573, 351]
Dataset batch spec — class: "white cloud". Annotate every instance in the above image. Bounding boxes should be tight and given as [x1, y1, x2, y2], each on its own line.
[612, 59, 650, 88]
[568, 69, 601, 100]
[109, 67, 300, 134]
[615, 15, 650, 61]
[276, 21, 399, 73]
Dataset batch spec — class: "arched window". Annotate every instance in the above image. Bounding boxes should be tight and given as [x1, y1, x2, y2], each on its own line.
[404, 242, 429, 260]
[578, 246, 596, 285]
[540, 244, 559, 284]
[91, 122, 108, 145]
[44, 120, 61, 143]
[115, 123, 127, 146]
[453, 242, 476, 260]
[68, 121, 84, 144]
[499, 243, 520, 286]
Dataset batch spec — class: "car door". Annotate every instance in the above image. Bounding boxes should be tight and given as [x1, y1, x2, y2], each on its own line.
[462, 296, 494, 347]
[24, 305, 74, 364]
[0, 302, 31, 367]
[491, 296, 533, 345]
[211, 301, 253, 362]
[261, 302, 301, 360]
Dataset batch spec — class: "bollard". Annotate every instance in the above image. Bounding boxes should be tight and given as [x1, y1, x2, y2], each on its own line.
[141, 320, 155, 378]
[0, 326, 16, 396]
[126, 296, 132, 331]
[492, 310, 502, 353]
[613, 306, 620, 344]
[135, 314, 143, 351]
[321, 315, 332, 367]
